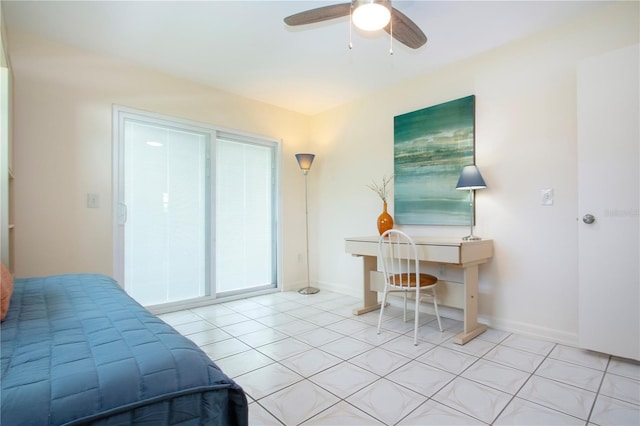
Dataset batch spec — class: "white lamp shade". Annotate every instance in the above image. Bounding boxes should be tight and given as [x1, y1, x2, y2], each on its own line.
[352, 1, 391, 31]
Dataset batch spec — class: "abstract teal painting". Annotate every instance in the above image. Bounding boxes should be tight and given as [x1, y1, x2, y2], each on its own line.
[394, 95, 475, 225]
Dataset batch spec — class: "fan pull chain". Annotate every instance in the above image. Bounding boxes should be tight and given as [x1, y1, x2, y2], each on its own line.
[349, 5, 353, 49]
[389, 10, 394, 55]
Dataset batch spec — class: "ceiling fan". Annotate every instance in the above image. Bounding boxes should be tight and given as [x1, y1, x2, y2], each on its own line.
[284, 0, 427, 50]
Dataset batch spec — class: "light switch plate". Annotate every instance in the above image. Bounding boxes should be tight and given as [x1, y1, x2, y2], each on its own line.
[541, 189, 553, 206]
[87, 193, 100, 208]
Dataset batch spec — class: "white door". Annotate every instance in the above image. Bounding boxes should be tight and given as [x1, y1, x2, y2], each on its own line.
[577, 44, 639, 360]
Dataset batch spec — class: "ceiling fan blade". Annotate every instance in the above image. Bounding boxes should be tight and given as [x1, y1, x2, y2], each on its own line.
[284, 3, 352, 26]
[385, 7, 427, 49]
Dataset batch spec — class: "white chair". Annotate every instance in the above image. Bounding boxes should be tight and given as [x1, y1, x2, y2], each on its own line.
[377, 229, 443, 345]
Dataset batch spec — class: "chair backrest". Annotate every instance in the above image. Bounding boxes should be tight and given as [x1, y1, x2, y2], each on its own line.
[378, 229, 420, 289]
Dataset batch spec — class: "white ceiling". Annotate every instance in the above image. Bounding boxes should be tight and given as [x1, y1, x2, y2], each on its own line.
[2, 0, 607, 115]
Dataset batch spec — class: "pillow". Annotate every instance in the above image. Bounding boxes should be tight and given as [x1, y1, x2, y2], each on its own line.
[1, 263, 13, 321]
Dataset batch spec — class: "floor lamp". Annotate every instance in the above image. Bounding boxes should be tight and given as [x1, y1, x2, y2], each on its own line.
[455, 165, 487, 241]
[295, 153, 319, 295]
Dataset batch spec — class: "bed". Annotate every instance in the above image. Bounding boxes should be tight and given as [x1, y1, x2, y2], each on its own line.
[0, 273, 248, 425]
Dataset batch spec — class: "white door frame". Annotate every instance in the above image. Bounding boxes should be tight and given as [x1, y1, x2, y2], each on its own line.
[112, 106, 283, 310]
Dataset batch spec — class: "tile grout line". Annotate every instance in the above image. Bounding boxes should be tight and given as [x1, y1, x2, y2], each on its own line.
[585, 354, 612, 425]
[488, 341, 558, 424]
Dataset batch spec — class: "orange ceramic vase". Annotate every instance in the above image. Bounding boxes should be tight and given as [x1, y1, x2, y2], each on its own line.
[377, 202, 394, 235]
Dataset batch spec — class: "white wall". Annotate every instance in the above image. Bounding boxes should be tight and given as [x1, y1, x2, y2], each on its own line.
[308, 2, 639, 344]
[8, 30, 313, 291]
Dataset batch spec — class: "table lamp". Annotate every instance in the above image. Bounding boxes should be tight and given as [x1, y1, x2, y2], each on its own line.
[455, 165, 487, 241]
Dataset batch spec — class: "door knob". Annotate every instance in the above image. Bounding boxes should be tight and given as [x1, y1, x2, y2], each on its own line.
[582, 214, 596, 224]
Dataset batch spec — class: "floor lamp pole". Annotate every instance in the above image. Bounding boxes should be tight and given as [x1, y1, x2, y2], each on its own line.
[299, 169, 319, 295]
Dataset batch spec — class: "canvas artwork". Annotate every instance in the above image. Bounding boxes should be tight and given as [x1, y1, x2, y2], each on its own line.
[394, 95, 475, 225]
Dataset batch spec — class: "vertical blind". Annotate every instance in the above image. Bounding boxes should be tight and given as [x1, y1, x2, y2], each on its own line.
[124, 121, 208, 306]
[215, 136, 277, 295]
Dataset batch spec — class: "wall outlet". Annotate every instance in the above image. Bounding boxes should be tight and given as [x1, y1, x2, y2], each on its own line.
[438, 264, 446, 277]
[541, 189, 553, 206]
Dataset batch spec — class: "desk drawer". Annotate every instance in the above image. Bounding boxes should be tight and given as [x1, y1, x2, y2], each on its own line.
[345, 240, 379, 257]
[415, 245, 460, 264]
[346, 240, 461, 264]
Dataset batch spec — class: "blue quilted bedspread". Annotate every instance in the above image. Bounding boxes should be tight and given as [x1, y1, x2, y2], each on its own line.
[1, 274, 248, 425]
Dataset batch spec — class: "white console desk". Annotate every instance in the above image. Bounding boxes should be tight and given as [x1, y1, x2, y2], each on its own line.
[345, 236, 493, 345]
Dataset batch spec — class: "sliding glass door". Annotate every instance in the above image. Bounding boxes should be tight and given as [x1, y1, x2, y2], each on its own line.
[122, 120, 209, 306]
[113, 107, 279, 309]
[216, 138, 277, 296]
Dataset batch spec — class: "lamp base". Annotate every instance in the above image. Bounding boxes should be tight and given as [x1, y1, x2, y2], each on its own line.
[298, 286, 320, 295]
[462, 235, 482, 241]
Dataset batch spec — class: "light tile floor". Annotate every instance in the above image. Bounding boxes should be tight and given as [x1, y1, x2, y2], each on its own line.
[159, 290, 640, 425]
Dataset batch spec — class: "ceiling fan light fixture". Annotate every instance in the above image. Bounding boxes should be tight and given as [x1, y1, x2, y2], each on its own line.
[352, 0, 391, 31]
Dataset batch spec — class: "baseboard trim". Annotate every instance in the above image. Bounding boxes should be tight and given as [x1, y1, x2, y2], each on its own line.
[479, 315, 579, 347]
[310, 282, 579, 347]
[312, 280, 361, 299]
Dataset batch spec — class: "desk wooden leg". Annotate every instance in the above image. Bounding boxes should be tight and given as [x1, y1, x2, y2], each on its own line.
[452, 264, 487, 344]
[452, 323, 488, 345]
[352, 255, 381, 315]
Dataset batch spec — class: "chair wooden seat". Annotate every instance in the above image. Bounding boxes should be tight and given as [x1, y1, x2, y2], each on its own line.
[377, 229, 443, 345]
[388, 273, 438, 288]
